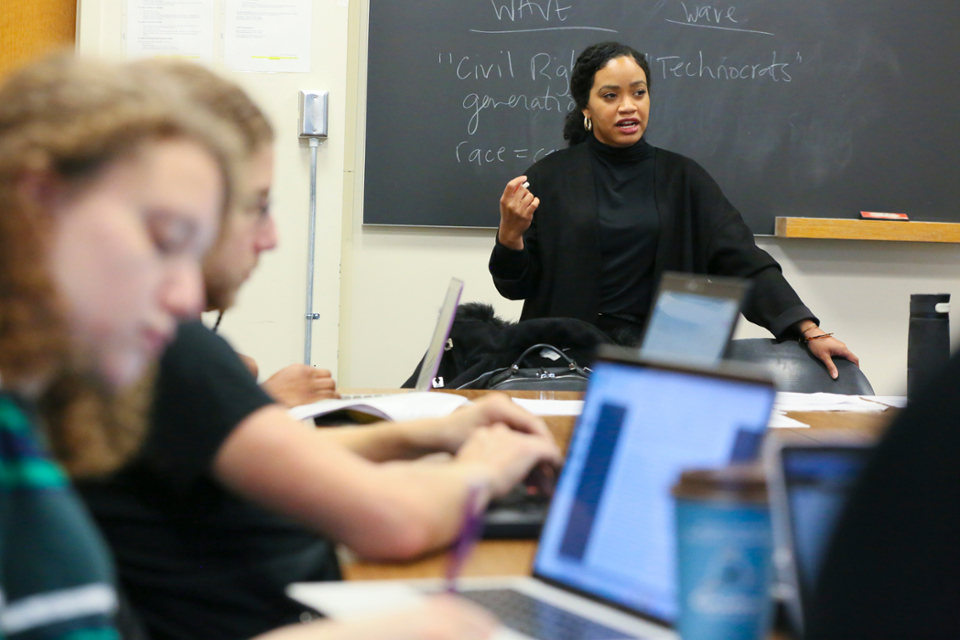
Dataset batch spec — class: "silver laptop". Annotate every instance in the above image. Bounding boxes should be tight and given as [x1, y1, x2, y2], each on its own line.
[640, 272, 750, 366]
[290, 346, 777, 640]
[342, 278, 463, 399]
[763, 430, 876, 638]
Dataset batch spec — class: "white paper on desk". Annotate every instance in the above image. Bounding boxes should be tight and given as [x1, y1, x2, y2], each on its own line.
[511, 398, 584, 416]
[774, 392, 892, 413]
[866, 396, 908, 408]
[290, 392, 470, 423]
[768, 410, 810, 429]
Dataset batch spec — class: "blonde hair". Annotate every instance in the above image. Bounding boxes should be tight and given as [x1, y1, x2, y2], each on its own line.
[0, 54, 241, 476]
[137, 60, 276, 311]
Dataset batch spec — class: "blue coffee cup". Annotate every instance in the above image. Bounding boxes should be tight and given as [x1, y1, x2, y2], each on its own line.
[672, 465, 773, 640]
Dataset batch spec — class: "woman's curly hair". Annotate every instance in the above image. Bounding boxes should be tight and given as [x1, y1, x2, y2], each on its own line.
[562, 42, 651, 146]
[0, 53, 241, 476]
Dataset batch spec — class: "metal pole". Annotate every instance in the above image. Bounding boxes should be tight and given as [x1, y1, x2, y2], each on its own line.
[304, 137, 320, 364]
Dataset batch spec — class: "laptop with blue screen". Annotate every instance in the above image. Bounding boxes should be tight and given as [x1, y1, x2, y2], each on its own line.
[763, 430, 876, 638]
[289, 346, 776, 640]
[640, 272, 750, 366]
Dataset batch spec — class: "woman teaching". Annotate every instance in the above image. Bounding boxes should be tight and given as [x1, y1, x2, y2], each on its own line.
[489, 41, 857, 378]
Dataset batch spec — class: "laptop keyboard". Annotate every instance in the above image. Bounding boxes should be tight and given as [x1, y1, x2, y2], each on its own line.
[458, 588, 638, 640]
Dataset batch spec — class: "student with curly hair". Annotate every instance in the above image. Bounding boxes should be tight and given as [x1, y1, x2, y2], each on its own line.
[0, 53, 234, 639]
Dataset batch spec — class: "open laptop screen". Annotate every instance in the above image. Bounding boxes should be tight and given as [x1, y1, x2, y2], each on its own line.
[534, 357, 775, 624]
[413, 278, 463, 391]
[780, 447, 869, 611]
[640, 273, 749, 366]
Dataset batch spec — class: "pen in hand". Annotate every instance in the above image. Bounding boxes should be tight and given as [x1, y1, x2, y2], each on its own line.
[445, 482, 485, 594]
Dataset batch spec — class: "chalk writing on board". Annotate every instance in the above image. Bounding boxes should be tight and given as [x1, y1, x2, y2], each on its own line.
[473, 0, 616, 34]
[364, 0, 958, 229]
[667, 2, 775, 36]
[653, 51, 794, 81]
[455, 142, 556, 166]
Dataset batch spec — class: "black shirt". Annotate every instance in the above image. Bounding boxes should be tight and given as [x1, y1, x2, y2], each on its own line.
[586, 135, 659, 317]
[807, 353, 960, 639]
[79, 321, 341, 640]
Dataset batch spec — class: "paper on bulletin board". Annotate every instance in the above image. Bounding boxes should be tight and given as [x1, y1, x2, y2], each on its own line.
[124, 0, 215, 62]
[224, 0, 312, 73]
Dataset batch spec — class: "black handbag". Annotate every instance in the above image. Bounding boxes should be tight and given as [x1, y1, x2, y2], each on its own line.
[463, 343, 591, 391]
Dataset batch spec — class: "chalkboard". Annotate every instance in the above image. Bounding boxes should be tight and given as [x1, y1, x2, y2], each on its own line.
[362, 0, 960, 234]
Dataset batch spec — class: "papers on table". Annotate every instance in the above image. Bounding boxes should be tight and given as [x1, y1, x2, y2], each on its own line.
[290, 391, 904, 427]
[511, 399, 584, 416]
[290, 392, 470, 424]
[774, 392, 907, 413]
[769, 411, 811, 429]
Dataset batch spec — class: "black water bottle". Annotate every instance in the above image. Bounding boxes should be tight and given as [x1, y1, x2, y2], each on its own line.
[907, 293, 950, 400]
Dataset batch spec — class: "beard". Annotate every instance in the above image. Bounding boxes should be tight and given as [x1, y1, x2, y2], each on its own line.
[203, 268, 241, 312]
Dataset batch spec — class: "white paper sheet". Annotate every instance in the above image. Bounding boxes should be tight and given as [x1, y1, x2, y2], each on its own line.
[290, 392, 470, 423]
[510, 398, 584, 416]
[768, 410, 810, 429]
[774, 392, 905, 413]
[224, 0, 312, 73]
[125, 0, 215, 62]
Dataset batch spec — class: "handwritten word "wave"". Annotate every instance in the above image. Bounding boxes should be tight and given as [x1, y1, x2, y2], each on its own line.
[490, 0, 572, 22]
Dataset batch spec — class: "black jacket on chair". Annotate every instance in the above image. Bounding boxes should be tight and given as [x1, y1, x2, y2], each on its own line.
[402, 303, 611, 389]
[489, 143, 816, 340]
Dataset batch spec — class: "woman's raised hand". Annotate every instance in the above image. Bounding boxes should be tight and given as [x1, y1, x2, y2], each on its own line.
[498, 175, 539, 250]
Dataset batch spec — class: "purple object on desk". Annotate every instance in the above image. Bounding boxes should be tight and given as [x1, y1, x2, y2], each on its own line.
[445, 483, 485, 593]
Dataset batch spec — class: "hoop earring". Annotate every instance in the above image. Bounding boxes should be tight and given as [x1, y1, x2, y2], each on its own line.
[584, 116, 592, 132]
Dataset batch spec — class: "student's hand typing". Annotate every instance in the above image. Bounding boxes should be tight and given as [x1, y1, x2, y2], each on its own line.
[497, 175, 539, 250]
[430, 393, 554, 453]
[262, 364, 339, 407]
[455, 423, 563, 498]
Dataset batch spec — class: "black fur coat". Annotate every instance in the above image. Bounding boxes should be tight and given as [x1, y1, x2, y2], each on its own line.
[402, 303, 614, 389]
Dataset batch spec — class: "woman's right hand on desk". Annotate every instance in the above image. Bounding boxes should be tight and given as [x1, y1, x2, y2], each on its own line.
[498, 175, 539, 250]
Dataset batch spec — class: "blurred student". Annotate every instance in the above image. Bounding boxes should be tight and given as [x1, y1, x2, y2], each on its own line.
[0, 53, 232, 640]
[78, 61, 560, 640]
[807, 356, 960, 639]
[1, 54, 497, 640]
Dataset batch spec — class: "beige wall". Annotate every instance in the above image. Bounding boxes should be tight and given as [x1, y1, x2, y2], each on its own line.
[79, 0, 960, 396]
[77, 0, 348, 380]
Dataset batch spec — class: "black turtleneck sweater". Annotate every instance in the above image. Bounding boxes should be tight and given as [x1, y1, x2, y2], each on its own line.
[586, 135, 658, 317]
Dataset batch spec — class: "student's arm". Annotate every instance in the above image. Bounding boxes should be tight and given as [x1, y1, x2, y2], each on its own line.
[314, 393, 552, 462]
[262, 363, 339, 406]
[212, 404, 561, 560]
[255, 595, 496, 640]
